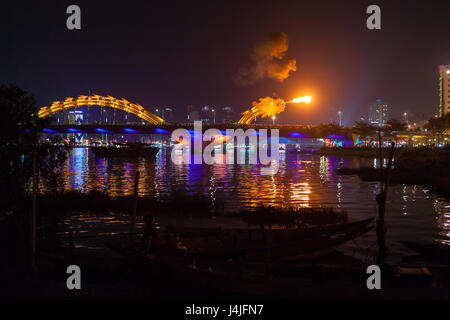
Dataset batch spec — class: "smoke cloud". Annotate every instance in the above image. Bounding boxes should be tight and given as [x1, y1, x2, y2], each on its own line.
[233, 32, 297, 86]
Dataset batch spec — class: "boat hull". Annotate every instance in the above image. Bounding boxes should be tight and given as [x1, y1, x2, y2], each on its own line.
[166, 218, 374, 261]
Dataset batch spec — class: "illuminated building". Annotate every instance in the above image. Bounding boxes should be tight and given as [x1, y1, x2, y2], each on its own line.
[200, 105, 213, 123]
[66, 110, 85, 143]
[221, 106, 234, 123]
[438, 65, 450, 116]
[368, 99, 390, 127]
[154, 107, 173, 122]
[186, 105, 194, 121]
[186, 105, 201, 122]
[163, 107, 173, 123]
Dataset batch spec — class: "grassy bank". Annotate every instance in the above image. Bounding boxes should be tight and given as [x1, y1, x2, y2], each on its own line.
[35, 189, 217, 218]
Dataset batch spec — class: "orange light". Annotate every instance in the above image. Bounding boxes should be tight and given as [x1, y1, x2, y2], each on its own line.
[290, 96, 312, 104]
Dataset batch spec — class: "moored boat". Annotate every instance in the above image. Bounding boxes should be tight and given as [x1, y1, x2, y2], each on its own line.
[166, 218, 374, 261]
[104, 218, 374, 297]
[92, 142, 160, 158]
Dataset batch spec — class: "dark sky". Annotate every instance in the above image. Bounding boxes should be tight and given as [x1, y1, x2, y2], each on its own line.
[2, 0, 450, 124]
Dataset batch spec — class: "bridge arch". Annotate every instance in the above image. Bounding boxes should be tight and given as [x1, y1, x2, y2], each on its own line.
[37, 94, 166, 124]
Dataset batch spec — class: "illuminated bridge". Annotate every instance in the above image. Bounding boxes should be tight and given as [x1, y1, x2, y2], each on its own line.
[37, 94, 165, 124]
[38, 94, 353, 140]
[43, 123, 353, 140]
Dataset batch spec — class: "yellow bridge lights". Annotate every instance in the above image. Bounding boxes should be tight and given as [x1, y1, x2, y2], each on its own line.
[37, 94, 166, 125]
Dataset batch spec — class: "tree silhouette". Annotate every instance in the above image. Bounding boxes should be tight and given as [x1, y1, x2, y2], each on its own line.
[0, 84, 69, 212]
[424, 113, 450, 132]
[386, 118, 407, 132]
[353, 121, 377, 142]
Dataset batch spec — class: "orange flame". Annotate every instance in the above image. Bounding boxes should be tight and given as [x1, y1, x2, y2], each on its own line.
[290, 96, 312, 104]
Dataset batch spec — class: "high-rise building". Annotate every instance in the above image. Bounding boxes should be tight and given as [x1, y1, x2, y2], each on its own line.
[152, 107, 173, 122]
[153, 107, 162, 118]
[368, 99, 390, 127]
[190, 111, 200, 122]
[68, 110, 84, 125]
[438, 65, 450, 116]
[200, 105, 213, 123]
[221, 106, 235, 123]
[186, 105, 194, 122]
[163, 107, 173, 123]
[186, 105, 201, 122]
[57, 109, 84, 125]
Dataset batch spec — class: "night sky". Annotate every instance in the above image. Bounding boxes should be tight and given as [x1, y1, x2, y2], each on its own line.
[2, 0, 450, 124]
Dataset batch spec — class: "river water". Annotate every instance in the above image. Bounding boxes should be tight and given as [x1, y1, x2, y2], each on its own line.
[58, 147, 450, 264]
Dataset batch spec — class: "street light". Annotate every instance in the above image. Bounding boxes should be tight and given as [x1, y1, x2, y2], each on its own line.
[403, 112, 408, 124]
[338, 111, 342, 126]
[212, 109, 215, 124]
[272, 115, 276, 125]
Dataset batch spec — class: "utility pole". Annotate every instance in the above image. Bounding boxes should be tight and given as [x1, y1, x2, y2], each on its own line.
[30, 151, 37, 273]
[129, 170, 140, 243]
[376, 129, 395, 266]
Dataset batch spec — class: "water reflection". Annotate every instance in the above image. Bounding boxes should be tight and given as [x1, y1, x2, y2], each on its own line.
[435, 198, 450, 245]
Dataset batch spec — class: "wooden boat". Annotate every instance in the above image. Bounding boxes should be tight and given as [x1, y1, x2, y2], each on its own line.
[92, 142, 160, 158]
[166, 218, 372, 239]
[105, 218, 373, 262]
[166, 218, 373, 261]
[104, 220, 373, 297]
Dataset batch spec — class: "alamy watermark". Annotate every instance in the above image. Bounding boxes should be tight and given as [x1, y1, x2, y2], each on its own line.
[170, 121, 280, 175]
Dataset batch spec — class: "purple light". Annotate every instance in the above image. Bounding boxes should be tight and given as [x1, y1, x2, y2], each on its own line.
[95, 128, 110, 133]
[188, 129, 202, 137]
[325, 134, 346, 139]
[289, 132, 308, 138]
[123, 128, 138, 133]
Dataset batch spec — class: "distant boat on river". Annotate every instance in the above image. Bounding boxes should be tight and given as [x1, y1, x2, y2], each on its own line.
[92, 142, 160, 158]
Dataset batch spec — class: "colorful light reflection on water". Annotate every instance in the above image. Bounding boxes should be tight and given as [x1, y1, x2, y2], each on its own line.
[59, 147, 449, 263]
